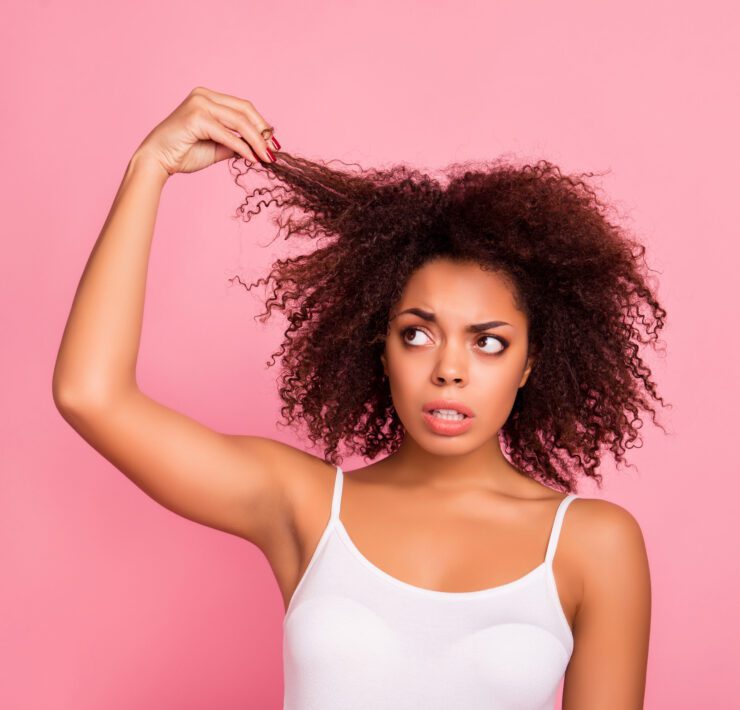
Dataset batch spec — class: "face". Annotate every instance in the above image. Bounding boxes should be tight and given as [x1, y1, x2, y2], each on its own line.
[380, 258, 534, 454]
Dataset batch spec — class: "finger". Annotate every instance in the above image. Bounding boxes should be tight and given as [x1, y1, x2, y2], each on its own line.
[192, 86, 276, 144]
[202, 115, 260, 163]
[207, 102, 275, 163]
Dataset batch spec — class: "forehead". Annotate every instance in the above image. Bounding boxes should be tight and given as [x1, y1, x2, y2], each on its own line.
[393, 259, 523, 322]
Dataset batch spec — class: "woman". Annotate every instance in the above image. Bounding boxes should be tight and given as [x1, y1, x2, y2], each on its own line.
[53, 86, 664, 709]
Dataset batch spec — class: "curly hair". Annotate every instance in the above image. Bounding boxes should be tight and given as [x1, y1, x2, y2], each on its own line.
[226, 150, 670, 494]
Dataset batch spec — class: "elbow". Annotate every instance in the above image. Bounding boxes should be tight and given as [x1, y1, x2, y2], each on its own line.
[52, 377, 114, 415]
[52, 382, 95, 414]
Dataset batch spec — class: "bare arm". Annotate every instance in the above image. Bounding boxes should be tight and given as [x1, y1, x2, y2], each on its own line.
[52, 153, 168, 402]
[53, 86, 275, 402]
[51, 88, 311, 553]
[562, 500, 652, 709]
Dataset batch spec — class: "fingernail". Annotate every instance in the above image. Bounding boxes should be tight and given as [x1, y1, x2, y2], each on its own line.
[266, 147, 276, 162]
[270, 135, 281, 150]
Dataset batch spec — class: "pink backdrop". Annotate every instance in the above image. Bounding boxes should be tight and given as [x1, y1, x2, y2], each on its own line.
[3, 1, 738, 708]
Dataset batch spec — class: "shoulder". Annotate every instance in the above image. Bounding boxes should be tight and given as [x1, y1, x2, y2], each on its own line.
[565, 496, 652, 618]
[267, 437, 335, 490]
[228, 435, 337, 521]
[560, 498, 652, 704]
[265, 440, 339, 521]
[567, 497, 648, 556]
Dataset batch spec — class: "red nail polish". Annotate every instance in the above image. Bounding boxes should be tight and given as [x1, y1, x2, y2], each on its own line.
[270, 135, 281, 150]
[266, 147, 276, 162]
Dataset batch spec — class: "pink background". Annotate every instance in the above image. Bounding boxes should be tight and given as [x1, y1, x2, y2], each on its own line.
[3, 1, 738, 708]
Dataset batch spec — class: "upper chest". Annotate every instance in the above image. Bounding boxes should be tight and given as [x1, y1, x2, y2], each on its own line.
[283, 469, 583, 633]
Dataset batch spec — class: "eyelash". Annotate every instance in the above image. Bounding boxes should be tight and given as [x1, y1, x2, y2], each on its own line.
[399, 326, 508, 354]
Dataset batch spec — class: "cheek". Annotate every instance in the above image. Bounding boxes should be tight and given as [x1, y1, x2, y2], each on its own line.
[484, 359, 524, 390]
[385, 353, 422, 412]
[469, 366, 516, 404]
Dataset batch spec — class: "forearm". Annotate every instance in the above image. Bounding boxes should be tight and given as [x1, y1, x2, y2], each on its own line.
[53, 152, 170, 407]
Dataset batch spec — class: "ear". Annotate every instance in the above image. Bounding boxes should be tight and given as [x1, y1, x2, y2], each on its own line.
[380, 352, 388, 377]
[519, 354, 535, 388]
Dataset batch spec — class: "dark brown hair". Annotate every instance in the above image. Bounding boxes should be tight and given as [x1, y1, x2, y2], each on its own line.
[227, 151, 670, 493]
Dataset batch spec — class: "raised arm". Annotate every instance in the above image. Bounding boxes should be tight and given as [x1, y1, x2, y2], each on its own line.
[52, 88, 314, 554]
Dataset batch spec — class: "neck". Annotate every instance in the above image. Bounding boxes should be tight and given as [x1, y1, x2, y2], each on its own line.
[380, 432, 531, 492]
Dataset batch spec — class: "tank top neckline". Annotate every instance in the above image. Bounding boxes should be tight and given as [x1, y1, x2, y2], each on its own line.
[329, 464, 578, 602]
[283, 465, 578, 708]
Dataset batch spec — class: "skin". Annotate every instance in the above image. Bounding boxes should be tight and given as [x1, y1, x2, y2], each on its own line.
[312, 256, 651, 708]
[53, 87, 651, 710]
[329, 257, 562, 605]
[378, 256, 536, 491]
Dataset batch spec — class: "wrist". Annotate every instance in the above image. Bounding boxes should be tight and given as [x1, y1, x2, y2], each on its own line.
[128, 150, 171, 187]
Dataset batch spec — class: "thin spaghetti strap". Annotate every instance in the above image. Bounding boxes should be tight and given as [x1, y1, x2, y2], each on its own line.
[329, 465, 344, 522]
[544, 494, 578, 566]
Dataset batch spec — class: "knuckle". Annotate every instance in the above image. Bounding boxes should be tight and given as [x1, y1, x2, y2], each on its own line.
[187, 94, 207, 112]
[184, 108, 203, 129]
[239, 119, 254, 137]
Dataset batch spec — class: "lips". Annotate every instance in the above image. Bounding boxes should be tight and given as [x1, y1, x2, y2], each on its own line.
[422, 399, 475, 418]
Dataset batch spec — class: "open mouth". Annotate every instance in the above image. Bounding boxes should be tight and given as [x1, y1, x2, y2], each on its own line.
[428, 409, 468, 421]
[422, 409, 474, 436]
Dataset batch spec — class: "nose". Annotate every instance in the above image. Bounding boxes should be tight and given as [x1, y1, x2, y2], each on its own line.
[432, 346, 467, 385]
[435, 373, 464, 385]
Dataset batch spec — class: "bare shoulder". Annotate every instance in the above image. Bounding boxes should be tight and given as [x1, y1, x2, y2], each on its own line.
[566, 495, 644, 525]
[221, 434, 336, 556]
[567, 496, 649, 558]
[229, 434, 336, 517]
[561, 498, 652, 705]
[229, 435, 332, 481]
[240, 435, 342, 529]
[564, 497, 650, 582]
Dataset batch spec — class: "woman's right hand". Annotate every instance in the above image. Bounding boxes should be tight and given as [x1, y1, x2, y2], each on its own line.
[134, 86, 279, 178]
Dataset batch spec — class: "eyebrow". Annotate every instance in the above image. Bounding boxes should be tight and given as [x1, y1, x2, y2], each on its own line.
[392, 308, 512, 332]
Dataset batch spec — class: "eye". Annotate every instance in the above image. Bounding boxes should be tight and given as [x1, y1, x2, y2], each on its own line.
[400, 327, 507, 354]
[401, 326, 431, 346]
[477, 335, 507, 354]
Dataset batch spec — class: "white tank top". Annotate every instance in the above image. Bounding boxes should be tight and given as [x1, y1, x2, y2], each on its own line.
[283, 465, 578, 710]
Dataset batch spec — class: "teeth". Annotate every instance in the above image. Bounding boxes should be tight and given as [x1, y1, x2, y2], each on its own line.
[431, 409, 466, 420]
